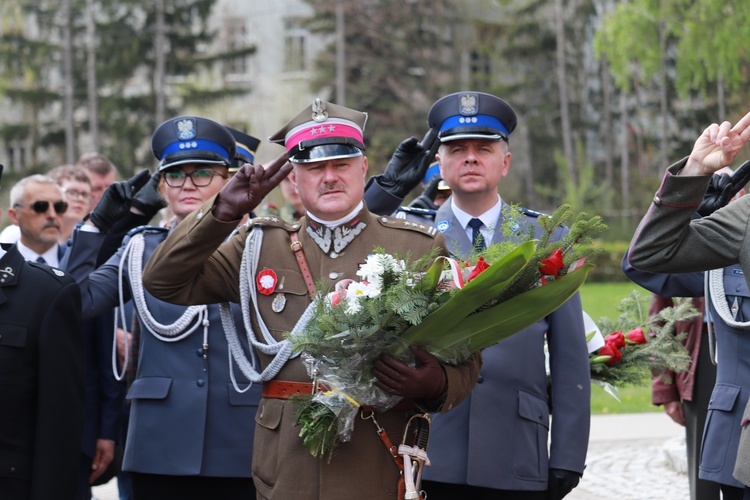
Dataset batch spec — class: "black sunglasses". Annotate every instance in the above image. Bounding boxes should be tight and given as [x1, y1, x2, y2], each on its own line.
[14, 200, 68, 215]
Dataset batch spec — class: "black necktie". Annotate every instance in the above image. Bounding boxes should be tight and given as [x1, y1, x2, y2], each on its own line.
[468, 218, 485, 250]
[36, 256, 47, 265]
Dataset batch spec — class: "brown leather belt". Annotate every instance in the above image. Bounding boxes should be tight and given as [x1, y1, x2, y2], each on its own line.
[262, 380, 417, 410]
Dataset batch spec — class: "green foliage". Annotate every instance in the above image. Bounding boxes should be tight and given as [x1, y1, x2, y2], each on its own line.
[594, 0, 750, 99]
[537, 140, 613, 213]
[674, 1, 750, 97]
[587, 239, 631, 283]
[0, 0, 255, 171]
[483, 204, 608, 304]
[300, 0, 461, 170]
[590, 291, 695, 388]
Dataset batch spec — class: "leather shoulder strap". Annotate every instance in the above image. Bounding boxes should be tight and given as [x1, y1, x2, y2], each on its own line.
[289, 231, 316, 299]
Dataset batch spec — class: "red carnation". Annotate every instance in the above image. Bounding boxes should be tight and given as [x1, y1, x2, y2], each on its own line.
[626, 327, 647, 345]
[599, 342, 622, 365]
[467, 257, 490, 283]
[539, 248, 565, 278]
[605, 331, 626, 349]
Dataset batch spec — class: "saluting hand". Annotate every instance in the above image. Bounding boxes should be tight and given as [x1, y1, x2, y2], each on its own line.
[212, 152, 292, 221]
[685, 109, 750, 175]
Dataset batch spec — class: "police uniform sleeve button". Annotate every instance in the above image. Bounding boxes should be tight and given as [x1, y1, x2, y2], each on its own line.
[653, 196, 661, 206]
[196, 379, 206, 387]
[196, 347, 204, 357]
[477, 374, 484, 384]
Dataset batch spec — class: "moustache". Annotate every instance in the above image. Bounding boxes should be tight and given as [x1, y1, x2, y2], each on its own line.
[42, 222, 60, 230]
[318, 183, 346, 195]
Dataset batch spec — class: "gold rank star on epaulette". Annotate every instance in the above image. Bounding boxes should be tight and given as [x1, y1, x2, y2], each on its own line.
[376, 216, 439, 237]
[249, 215, 300, 232]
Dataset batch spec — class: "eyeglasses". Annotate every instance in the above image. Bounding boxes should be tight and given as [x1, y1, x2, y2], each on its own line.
[14, 200, 68, 215]
[62, 188, 94, 201]
[163, 169, 227, 188]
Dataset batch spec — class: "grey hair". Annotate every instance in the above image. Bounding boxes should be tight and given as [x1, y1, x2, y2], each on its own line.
[9, 174, 62, 208]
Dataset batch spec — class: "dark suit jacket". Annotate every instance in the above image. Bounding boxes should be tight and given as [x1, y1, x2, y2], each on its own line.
[0, 245, 85, 500]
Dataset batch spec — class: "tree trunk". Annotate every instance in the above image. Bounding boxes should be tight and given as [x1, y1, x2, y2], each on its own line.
[154, 0, 166, 125]
[620, 92, 631, 223]
[86, 0, 99, 151]
[658, 21, 668, 168]
[602, 59, 614, 211]
[555, 0, 576, 186]
[717, 71, 725, 121]
[61, 0, 76, 164]
[335, 0, 345, 105]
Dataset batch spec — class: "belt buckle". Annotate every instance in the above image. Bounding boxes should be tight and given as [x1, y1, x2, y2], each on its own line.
[291, 240, 303, 252]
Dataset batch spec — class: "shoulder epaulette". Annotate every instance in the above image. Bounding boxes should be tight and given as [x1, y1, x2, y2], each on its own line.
[396, 205, 437, 216]
[518, 207, 546, 218]
[248, 215, 300, 232]
[376, 215, 439, 237]
[126, 225, 169, 237]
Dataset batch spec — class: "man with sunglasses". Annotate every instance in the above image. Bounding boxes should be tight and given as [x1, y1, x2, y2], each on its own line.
[0, 165, 85, 500]
[7, 174, 69, 266]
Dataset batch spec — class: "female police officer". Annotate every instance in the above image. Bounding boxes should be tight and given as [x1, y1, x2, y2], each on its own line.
[60, 116, 261, 500]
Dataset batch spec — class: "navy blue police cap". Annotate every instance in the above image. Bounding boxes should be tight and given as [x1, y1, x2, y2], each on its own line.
[428, 91, 517, 142]
[151, 116, 236, 171]
[226, 127, 261, 172]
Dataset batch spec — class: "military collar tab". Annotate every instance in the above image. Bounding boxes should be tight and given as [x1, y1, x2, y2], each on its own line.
[0, 247, 24, 287]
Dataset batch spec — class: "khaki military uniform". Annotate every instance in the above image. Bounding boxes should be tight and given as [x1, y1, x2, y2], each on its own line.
[144, 197, 481, 500]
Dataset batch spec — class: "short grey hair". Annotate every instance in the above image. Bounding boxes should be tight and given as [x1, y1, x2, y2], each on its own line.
[9, 174, 62, 208]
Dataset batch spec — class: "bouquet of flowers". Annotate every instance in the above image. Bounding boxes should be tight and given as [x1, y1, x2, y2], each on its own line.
[289, 205, 607, 460]
[588, 291, 695, 396]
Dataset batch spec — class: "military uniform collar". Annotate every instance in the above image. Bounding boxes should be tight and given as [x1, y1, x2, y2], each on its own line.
[305, 205, 371, 258]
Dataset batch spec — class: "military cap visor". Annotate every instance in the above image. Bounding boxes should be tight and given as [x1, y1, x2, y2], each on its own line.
[289, 143, 364, 164]
[428, 91, 518, 143]
[151, 116, 236, 171]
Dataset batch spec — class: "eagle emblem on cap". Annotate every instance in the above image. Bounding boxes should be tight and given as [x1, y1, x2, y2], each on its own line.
[311, 98, 329, 123]
[177, 119, 196, 140]
[459, 93, 478, 116]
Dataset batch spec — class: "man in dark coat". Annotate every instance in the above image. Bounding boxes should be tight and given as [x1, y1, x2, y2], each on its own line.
[0, 164, 85, 500]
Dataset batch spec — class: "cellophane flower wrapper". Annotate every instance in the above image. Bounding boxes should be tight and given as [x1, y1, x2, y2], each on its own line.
[288, 204, 607, 460]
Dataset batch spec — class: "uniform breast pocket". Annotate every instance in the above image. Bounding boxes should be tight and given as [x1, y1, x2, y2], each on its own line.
[126, 377, 172, 400]
[0, 324, 27, 349]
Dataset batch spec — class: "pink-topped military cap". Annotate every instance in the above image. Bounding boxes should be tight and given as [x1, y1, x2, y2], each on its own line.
[269, 98, 368, 163]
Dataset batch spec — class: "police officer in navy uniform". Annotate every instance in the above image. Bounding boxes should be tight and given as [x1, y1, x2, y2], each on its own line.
[396, 92, 590, 499]
[0, 164, 85, 500]
[59, 117, 261, 500]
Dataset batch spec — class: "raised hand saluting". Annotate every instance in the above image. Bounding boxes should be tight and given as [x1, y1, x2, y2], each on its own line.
[685, 110, 750, 175]
[212, 152, 292, 221]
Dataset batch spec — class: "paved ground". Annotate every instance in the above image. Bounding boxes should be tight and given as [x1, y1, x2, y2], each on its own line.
[92, 411, 691, 500]
[568, 412, 688, 500]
